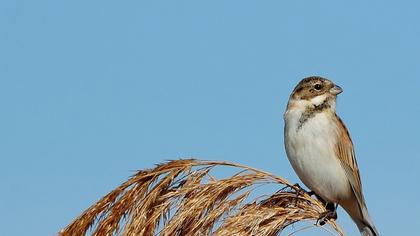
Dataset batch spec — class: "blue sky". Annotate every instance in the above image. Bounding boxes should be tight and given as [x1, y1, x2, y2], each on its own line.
[1, 1, 419, 235]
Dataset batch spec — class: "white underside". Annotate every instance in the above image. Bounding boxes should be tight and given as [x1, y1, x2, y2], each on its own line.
[284, 108, 351, 203]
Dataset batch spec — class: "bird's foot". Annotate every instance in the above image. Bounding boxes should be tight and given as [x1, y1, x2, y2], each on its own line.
[317, 210, 337, 226]
[325, 202, 337, 215]
[291, 183, 312, 194]
[292, 183, 305, 206]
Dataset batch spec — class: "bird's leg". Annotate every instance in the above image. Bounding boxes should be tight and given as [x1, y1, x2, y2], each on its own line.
[291, 183, 309, 206]
[317, 202, 338, 226]
[325, 202, 338, 220]
[292, 183, 302, 190]
[326, 202, 337, 213]
[293, 184, 301, 206]
[292, 183, 312, 194]
[313, 193, 327, 205]
[292, 186, 339, 224]
[314, 194, 338, 225]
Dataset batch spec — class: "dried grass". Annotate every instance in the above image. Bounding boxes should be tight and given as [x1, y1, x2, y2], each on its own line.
[58, 159, 344, 236]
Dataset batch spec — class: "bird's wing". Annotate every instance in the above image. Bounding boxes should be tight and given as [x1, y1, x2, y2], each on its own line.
[333, 114, 366, 212]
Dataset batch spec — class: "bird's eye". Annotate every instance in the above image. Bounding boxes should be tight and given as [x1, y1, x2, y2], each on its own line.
[314, 84, 322, 90]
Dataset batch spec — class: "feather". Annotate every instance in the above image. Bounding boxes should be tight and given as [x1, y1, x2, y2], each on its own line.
[333, 114, 365, 211]
[333, 114, 379, 236]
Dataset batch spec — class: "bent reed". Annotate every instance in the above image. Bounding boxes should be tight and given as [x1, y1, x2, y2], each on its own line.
[59, 159, 344, 236]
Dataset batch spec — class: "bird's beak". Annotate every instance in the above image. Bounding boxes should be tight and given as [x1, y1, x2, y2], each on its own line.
[330, 84, 343, 95]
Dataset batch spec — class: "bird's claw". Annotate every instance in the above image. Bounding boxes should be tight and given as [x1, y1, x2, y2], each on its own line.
[292, 183, 304, 206]
[317, 210, 337, 226]
[292, 183, 311, 194]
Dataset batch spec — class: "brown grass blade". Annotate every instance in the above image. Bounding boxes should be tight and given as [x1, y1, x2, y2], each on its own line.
[58, 159, 344, 236]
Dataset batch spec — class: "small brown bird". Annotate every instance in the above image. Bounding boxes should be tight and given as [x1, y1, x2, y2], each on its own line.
[284, 76, 379, 236]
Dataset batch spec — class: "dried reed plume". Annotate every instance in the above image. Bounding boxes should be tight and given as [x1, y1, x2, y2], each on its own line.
[59, 159, 344, 236]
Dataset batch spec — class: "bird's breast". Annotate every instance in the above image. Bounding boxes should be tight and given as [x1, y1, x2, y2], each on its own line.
[284, 110, 351, 203]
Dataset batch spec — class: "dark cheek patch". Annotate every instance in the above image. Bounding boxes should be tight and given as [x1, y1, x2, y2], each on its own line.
[300, 87, 318, 100]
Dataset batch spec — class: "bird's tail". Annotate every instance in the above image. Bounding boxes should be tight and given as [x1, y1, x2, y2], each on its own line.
[360, 225, 378, 236]
[356, 206, 379, 236]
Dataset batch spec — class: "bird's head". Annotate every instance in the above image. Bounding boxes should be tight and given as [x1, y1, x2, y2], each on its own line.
[287, 76, 342, 111]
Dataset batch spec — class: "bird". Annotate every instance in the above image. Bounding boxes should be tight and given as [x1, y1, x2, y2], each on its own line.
[283, 76, 379, 236]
